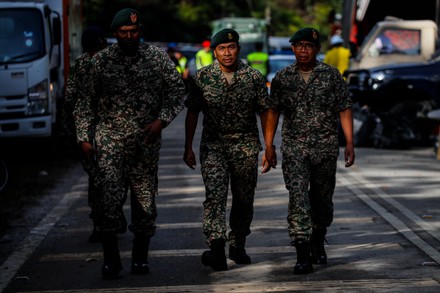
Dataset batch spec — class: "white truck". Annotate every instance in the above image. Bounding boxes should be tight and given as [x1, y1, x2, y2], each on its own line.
[341, 0, 439, 70]
[0, 0, 82, 137]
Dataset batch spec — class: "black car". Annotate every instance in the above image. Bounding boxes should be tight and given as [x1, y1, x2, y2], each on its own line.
[345, 56, 440, 148]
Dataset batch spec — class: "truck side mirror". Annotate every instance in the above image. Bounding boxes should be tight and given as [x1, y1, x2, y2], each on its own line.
[53, 17, 61, 45]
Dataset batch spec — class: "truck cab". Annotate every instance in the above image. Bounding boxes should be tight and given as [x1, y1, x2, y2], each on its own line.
[0, 1, 62, 137]
[0, 0, 81, 138]
[350, 19, 438, 70]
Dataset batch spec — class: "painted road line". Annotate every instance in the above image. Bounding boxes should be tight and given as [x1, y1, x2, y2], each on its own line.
[337, 164, 440, 264]
[0, 173, 87, 292]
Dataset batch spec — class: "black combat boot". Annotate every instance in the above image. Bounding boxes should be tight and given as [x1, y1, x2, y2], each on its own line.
[310, 228, 327, 265]
[101, 234, 122, 279]
[201, 238, 228, 271]
[293, 239, 314, 275]
[131, 234, 150, 274]
[229, 246, 251, 264]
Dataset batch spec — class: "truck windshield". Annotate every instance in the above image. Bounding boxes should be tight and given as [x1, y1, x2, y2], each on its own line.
[367, 28, 421, 57]
[0, 8, 45, 64]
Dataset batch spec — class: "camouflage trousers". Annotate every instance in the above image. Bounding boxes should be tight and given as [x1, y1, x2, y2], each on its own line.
[81, 157, 127, 228]
[282, 152, 337, 241]
[93, 134, 160, 237]
[200, 150, 258, 248]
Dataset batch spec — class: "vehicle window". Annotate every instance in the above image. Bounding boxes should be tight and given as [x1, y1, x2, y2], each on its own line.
[0, 8, 45, 64]
[269, 58, 295, 72]
[368, 28, 421, 57]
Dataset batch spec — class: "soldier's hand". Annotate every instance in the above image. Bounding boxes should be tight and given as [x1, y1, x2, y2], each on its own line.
[79, 141, 97, 166]
[143, 119, 164, 144]
[344, 143, 355, 167]
[261, 146, 277, 174]
[183, 149, 197, 170]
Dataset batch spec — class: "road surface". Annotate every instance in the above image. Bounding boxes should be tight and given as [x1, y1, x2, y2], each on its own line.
[1, 112, 440, 292]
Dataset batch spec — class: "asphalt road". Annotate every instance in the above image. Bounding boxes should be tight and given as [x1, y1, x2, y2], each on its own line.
[1, 112, 440, 292]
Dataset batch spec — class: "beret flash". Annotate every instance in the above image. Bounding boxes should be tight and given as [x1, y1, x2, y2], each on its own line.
[289, 28, 320, 46]
[110, 8, 141, 31]
[210, 29, 240, 49]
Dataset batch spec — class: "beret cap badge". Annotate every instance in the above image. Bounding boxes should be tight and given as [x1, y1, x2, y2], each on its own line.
[130, 12, 137, 24]
[228, 33, 233, 40]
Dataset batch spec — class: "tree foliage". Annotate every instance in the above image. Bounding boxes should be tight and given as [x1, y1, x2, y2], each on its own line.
[81, 0, 343, 43]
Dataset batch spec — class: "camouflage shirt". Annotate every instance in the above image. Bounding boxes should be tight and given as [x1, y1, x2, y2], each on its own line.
[61, 52, 93, 138]
[185, 59, 270, 158]
[74, 42, 185, 142]
[270, 61, 351, 161]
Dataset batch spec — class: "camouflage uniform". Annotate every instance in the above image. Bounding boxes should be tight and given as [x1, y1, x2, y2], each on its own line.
[270, 61, 351, 241]
[63, 52, 101, 212]
[74, 42, 185, 236]
[63, 52, 129, 237]
[185, 59, 269, 247]
[62, 52, 92, 139]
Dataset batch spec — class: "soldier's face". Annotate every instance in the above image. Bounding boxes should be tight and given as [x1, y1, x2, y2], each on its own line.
[213, 42, 240, 71]
[292, 41, 320, 66]
[114, 24, 141, 56]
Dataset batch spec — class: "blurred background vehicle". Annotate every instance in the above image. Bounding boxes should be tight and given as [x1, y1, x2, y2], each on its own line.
[266, 54, 296, 87]
[268, 36, 291, 55]
[345, 54, 440, 148]
[341, 0, 439, 70]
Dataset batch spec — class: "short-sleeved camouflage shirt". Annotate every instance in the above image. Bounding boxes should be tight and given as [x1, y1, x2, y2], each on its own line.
[270, 61, 351, 161]
[185, 59, 270, 159]
[74, 42, 185, 142]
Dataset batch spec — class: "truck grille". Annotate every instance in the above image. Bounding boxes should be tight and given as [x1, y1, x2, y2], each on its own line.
[0, 94, 27, 118]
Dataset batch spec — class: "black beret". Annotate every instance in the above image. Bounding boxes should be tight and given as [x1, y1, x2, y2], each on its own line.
[289, 28, 320, 46]
[110, 8, 141, 31]
[210, 29, 239, 49]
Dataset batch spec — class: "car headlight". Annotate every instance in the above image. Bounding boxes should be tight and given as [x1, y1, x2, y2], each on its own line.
[370, 71, 386, 82]
[368, 71, 387, 89]
[27, 79, 49, 115]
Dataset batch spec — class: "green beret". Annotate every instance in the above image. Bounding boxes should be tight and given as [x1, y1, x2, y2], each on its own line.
[110, 8, 141, 31]
[210, 29, 239, 49]
[289, 28, 320, 46]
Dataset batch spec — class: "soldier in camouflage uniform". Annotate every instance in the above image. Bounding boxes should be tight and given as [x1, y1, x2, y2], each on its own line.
[263, 28, 355, 275]
[73, 8, 185, 278]
[183, 28, 274, 271]
[61, 26, 129, 244]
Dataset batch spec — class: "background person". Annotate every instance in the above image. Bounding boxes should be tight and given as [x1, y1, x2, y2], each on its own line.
[195, 39, 213, 69]
[74, 8, 185, 279]
[61, 26, 129, 243]
[323, 34, 351, 76]
[246, 42, 269, 80]
[264, 27, 355, 275]
[184, 28, 273, 271]
[174, 48, 189, 85]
